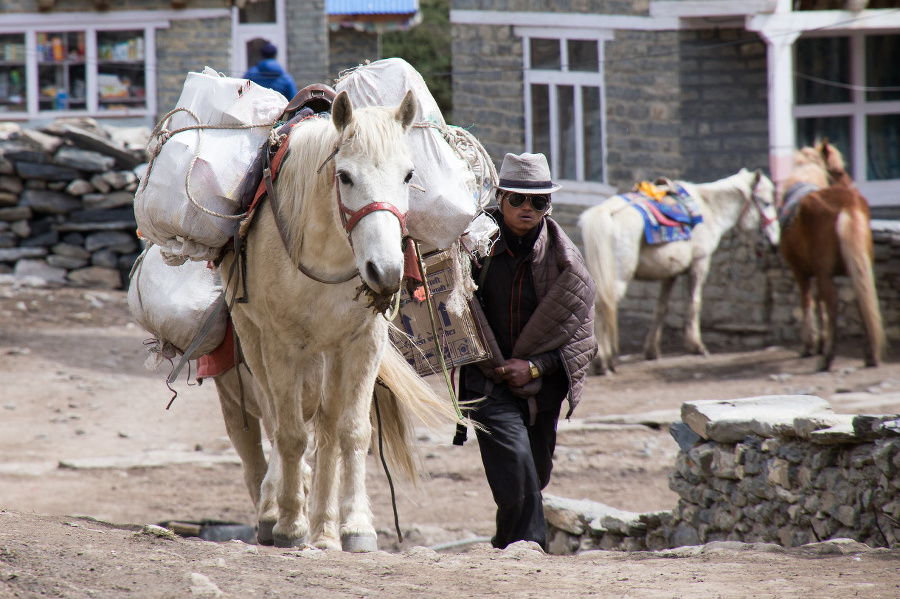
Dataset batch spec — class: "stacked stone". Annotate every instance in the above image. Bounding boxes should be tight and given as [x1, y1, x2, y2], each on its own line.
[0, 120, 147, 289]
[666, 395, 900, 549]
[543, 395, 900, 555]
[544, 495, 672, 554]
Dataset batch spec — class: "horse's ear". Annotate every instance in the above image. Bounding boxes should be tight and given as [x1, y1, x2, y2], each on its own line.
[395, 90, 417, 131]
[751, 168, 762, 189]
[332, 91, 353, 132]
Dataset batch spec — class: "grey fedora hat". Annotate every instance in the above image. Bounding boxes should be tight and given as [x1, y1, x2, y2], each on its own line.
[496, 152, 562, 194]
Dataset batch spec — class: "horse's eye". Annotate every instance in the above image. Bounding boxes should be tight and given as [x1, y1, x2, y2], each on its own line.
[404, 171, 414, 184]
[338, 172, 353, 186]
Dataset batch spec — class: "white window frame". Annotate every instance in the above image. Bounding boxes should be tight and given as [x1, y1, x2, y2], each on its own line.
[793, 29, 900, 206]
[0, 24, 160, 122]
[517, 26, 615, 206]
[231, 0, 287, 78]
[0, 8, 230, 126]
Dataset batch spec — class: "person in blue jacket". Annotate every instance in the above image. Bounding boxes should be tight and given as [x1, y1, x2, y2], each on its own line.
[243, 42, 298, 101]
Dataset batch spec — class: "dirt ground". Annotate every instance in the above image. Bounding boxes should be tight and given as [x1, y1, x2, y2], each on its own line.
[2, 278, 900, 598]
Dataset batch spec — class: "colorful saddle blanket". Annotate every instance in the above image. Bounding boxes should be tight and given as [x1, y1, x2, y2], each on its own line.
[619, 181, 704, 245]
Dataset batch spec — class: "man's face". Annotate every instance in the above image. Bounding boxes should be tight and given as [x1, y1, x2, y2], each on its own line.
[501, 192, 549, 237]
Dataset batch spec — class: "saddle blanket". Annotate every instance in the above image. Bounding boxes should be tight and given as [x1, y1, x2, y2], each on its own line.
[619, 181, 703, 245]
[778, 181, 819, 232]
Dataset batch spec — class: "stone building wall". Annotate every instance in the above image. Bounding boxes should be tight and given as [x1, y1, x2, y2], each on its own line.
[286, 0, 330, 88]
[155, 18, 233, 115]
[328, 29, 380, 83]
[544, 396, 900, 554]
[678, 29, 770, 183]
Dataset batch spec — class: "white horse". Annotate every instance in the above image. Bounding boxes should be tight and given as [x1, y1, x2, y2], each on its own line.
[219, 90, 456, 551]
[578, 169, 780, 374]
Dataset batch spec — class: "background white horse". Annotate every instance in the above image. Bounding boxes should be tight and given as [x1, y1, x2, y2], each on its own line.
[578, 168, 780, 374]
[220, 91, 456, 551]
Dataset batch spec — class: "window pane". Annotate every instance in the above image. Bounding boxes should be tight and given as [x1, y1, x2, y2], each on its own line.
[0, 33, 27, 113]
[582, 86, 603, 183]
[796, 116, 852, 172]
[239, 0, 276, 23]
[567, 40, 598, 72]
[530, 39, 560, 70]
[867, 114, 900, 181]
[795, 36, 850, 105]
[866, 35, 900, 102]
[531, 84, 550, 160]
[97, 30, 146, 111]
[558, 85, 576, 180]
[37, 31, 86, 111]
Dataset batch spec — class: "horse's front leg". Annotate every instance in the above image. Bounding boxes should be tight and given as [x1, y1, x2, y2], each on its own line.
[333, 345, 382, 552]
[644, 277, 676, 360]
[684, 263, 710, 356]
[306, 364, 342, 551]
[265, 355, 312, 547]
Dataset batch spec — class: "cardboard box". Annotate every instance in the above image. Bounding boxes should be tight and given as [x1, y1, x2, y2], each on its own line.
[389, 251, 490, 377]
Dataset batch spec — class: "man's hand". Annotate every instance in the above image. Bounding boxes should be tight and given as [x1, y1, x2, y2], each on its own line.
[494, 358, 534, 387]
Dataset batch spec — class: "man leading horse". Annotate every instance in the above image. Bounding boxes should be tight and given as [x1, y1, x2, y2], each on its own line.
[457, 152, 597, 550]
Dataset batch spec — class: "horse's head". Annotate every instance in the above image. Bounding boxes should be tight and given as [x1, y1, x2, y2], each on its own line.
[817, 138, 855, 189]
[739, 169, 780, 247]
[331, 90, 417, 301]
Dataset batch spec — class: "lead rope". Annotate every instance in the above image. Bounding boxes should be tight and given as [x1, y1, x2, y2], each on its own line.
[373, 383, 402, 544]
[414, 240, 465, 421]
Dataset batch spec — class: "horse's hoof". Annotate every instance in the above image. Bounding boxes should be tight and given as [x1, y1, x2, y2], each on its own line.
[864, 358, 879, 368]
[341, 533, 378, 552]
[273, 533, 308, 548]
[816, 358, 832, 372]
[257, 521, 275, 546]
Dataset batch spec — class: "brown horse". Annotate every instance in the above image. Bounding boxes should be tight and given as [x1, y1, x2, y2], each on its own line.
[778, 140, 885, 371]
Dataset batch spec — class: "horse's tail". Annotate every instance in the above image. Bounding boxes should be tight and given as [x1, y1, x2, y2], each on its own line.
[578, 203, 619, 372]
[836, 207, 886, 365]
[371, 341, 459, 484]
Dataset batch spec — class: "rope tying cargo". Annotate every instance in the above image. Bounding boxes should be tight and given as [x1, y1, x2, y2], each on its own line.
[141, 106, 278, 221]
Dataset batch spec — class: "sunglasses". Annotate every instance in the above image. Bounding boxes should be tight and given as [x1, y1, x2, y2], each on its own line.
[506, 192, 550, 212]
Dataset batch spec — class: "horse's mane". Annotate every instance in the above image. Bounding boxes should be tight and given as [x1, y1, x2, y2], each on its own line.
[785, 144, 830, 190]
[274, 106, 411, 264]
[687, 168, 768, 204]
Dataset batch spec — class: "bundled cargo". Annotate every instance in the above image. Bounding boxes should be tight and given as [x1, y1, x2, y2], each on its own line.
[128, 243, 228, 370]
[336, 58, 495, 251]
[133, 67, 287, 264]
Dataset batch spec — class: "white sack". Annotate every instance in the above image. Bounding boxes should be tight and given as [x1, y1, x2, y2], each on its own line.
[134, 67, 287, 264]
[336, 58, 491, 250]
[128, 243, 227, 366]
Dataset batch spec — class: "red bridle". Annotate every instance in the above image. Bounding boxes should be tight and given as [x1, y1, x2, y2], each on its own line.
[333, 170, 409, 238]
[742, 187, 777, 229]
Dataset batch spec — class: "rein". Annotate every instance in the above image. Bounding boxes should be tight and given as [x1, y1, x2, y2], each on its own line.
[741, 186, 777, 231]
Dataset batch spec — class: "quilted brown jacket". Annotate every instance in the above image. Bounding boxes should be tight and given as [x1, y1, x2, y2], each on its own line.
[471, 208, 597, 418]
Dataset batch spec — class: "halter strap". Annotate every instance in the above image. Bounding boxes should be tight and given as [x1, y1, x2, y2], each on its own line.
[338, 197, 409, 237]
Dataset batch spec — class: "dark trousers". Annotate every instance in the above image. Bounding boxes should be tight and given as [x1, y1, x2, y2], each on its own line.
[470, 390, 561, 550]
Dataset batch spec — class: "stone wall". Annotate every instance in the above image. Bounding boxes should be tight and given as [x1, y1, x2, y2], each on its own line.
[544, 395, 900, 553]
[328, 29, 379, 83]
[286, 0, 330, 88]
[155, 17, 233, 115]
[0, 120, 147, 289]
[678, 29, 770, 183]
